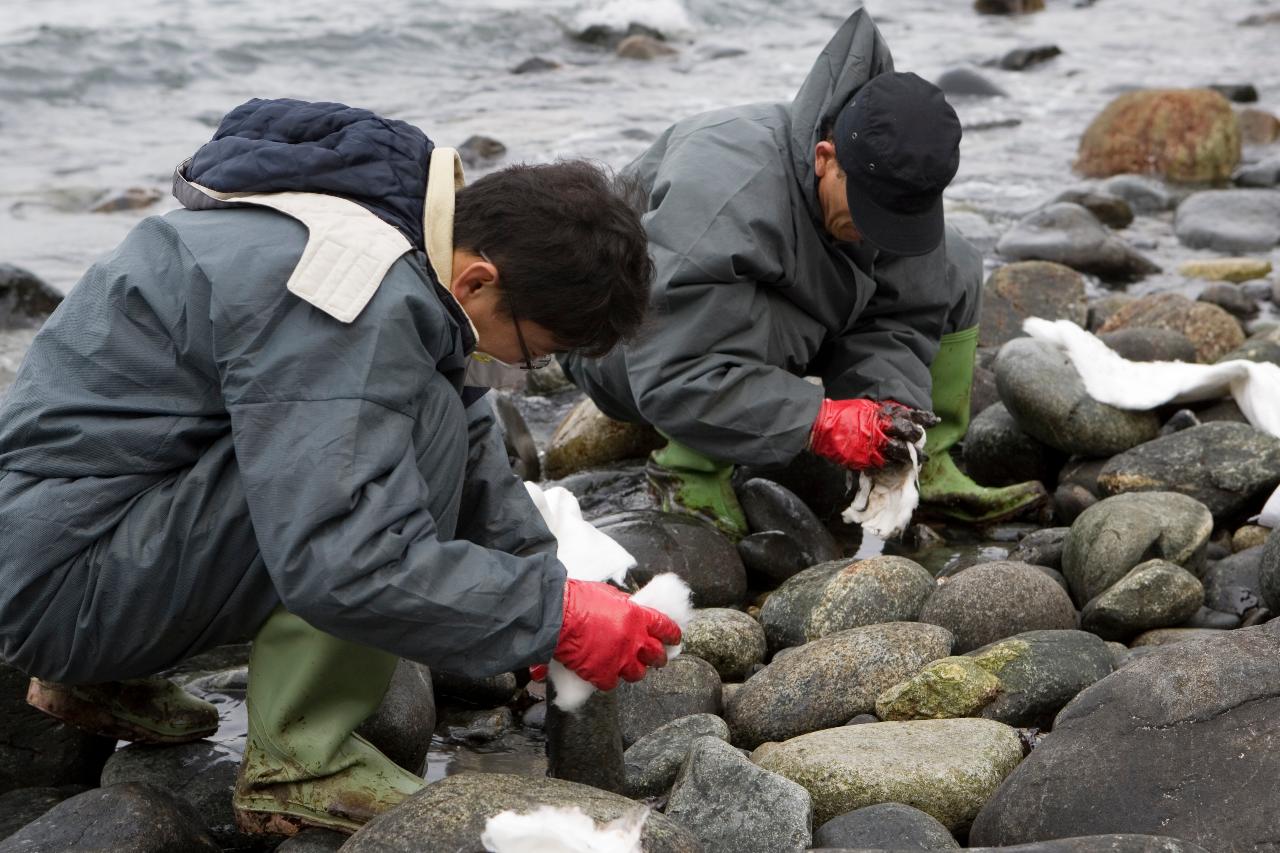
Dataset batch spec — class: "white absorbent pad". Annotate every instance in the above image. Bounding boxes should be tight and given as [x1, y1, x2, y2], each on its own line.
[1023, 317, 1280, 527]
[842, 436, 925, 540]
[524, 483, 695, 711]
[482, 805, 647, 853]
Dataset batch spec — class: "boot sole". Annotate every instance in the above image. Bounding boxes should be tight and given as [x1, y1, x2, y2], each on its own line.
[233, 802, 361, 837]
[26, 680, 217, 745]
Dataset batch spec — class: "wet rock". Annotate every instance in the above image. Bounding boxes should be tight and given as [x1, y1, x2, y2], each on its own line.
[1261, 528, 1280, 612]
[726, 623, 953, 748]
[969, 622, 1280, 852]
[1129, 627, 1230, 647]
[573, 21, 666, 48]
[548, 462, 657, 521]
[0, 783, 218, 852]
[1059, 457, 1108, 497]
[510, 56, 560, 74]
[544, 397, 662, 479]
[963, 403, 1063, 487]
[275, 828, 347, 851]
[617, 655, 721, 746]
[996, 203, 1158, 282]
[970, 359, 1000, 417]
[1180, 606, 1241, 629]
[681, 609, 766, 682]
[1218, 326, 1280, 366]
[357, 659, 435, 775]
[1098, 292, 1245, 363]
[966, 630, 1112, 727]
[1051, 189, 1134, 229]
[439, 706, 513, 744]
[947, 210, 1000, 253]
[342, 772, 699, 852]
[1099, 174, 1173, 213]
[935, 68, 1007, 98]
[737, 531, 813, 585]
[1174, 189, 1280, 253]
[1053, 484, 1096, 524]
[1087, 293, 1136, 331]
[492, 393, 539, 481]
[1234, 154, 1280, 187]
[90, 187, 162, 213]
[999, 44, 1061, 71]
[738, 478, 839, 563]
[1079, 560, 1204, 640]
[757, 562, 844, 654]
[1062, 492, 1212, 606]
[430, 669, 517, 708]
[1207, 83, 1258, 103]
[665, 737, 812, 853]
[0, 786, 85, 841]
[1179, 257, 1272, 283]
[756, 718, 1023, 828]
[1236, 107, 1280, 145]
[1097, 422, 1280, 521]
[0, 264, 62, 331]
[0, 665, 115, 794]
[1075, 89, 1241, 183]
[813, 802, 958, 849]
[805, 556, 937, 641]
[456, 135, 507, 169]
[1197, 281, 1258, 320]
[546, 687, 624, 793]
[737, 451, 855, 521]
[995, 338, 1160, 457]
[616, 35, 677, 60]
[1009, 527, 1069, 571]
[974, 0, 1045, 14]
[875, 657, 1001, 720]
[977, 261, 1088, 348]
[918, 561, 1077, 653]
[101, 741, 249, 850]
[600, 511, 748, 608]
[622, 713, 730, 799]
[1158, 409, 1200, 437]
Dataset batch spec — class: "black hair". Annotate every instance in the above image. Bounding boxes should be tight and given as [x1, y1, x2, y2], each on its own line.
[453, 160, 653, 358]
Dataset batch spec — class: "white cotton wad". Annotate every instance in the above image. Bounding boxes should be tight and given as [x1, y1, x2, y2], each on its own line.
[547, 572, 694, 712]
[482, 805, 647, 853]
[523, 483, 695, 710]
[1023, 317, 1280, 528]
[842, 436, 925, 539]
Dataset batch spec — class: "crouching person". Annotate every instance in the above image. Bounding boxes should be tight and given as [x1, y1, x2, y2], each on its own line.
[0, 98, 676, 836]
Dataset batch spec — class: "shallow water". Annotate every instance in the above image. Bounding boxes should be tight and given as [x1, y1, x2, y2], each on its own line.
[1, 0, 1277, 295]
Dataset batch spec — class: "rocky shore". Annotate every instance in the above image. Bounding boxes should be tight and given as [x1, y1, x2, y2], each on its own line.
[2, 2, 1280, 851]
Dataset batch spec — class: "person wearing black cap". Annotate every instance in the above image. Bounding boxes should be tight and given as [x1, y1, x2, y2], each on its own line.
[562, 8, 1047, 535]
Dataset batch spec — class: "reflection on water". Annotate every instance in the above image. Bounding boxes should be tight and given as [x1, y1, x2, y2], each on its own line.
[424, 727, 549, 783]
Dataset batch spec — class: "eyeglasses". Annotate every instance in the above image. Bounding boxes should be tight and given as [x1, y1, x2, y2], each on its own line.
[479, 251, 553, 371]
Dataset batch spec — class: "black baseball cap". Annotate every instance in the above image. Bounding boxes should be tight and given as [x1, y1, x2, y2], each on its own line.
[833, 71, 962, 256]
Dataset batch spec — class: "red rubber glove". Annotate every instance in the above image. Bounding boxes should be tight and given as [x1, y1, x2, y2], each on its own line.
[809, 398, 937, 471]
[551, 580, 682, 691]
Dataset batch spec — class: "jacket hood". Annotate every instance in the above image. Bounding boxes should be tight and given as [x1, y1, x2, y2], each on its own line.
[787, 9, 893, 223]
[181, 98, 433, 251]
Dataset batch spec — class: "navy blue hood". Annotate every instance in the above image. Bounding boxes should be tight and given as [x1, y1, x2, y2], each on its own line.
[183, 98, 433, 251]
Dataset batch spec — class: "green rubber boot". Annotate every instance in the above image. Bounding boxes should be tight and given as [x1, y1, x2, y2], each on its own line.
[232, 610, 424, 837]
[647, 437, 748, 540]
[26, 676, 219, 744]
[918, 326, 1048, 524]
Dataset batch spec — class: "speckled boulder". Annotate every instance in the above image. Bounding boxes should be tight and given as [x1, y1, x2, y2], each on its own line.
[1098, 292, 1244, 363]
[918, 562, 1077, 653]
[804, 556, 937, 641]
[680, 609, 767, 682]
[1079, 560, 1204, 641]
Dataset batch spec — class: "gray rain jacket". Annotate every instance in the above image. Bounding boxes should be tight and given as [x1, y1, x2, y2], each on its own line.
[565, 10, 981, 467]
[0, 99, 565, 683]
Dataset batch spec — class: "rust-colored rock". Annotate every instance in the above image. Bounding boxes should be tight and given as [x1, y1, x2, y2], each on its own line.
[1237, 108, 1280, 145]
[1076, 89, 1241, 183]
[1098, 292, 1244, 363]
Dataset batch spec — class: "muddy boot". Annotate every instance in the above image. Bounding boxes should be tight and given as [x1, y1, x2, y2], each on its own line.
[26, 676, 219, 744]
[646, 437, 748, 540]
[918, 326, 1048, 524]
[232, 609, 424, 837]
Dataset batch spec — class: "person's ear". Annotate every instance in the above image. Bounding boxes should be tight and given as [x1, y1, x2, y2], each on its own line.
[814, 140, 838, 178]
[450, 257, 499, 304]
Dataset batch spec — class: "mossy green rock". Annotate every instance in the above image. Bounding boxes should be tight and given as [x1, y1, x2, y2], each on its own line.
[805, 556, 936, 641]
[876, 657, 1002, 721]
[1075, 89, 1241, 183]
[543, 397, 663, 479]
[755, 719, 1024, 828]
[726, 622, 953, 749]
[966, 630, 1114, 728]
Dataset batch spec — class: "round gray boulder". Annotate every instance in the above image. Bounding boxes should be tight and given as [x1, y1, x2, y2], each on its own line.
[1079, 560, 1204, 641]
[804, 556, 937, 641]
[622, 713, 730, 799]
[918, 561, 1078, 653]
[680, 609, 767, 682]
[602, 511, 749, 608]
[757, 561, 845, 654]
[978, 261, 1088, 349]
[814, 802, 958, 850]
[616, 655, 722, 746]
[996, 202, 1159, 282]
[1175, 189, 1280, 253]
[962, 403, 1063, 487]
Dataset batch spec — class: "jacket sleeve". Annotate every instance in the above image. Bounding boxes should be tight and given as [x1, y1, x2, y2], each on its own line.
[455, 395, 558, 558]
[214, 278, 565, 676]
